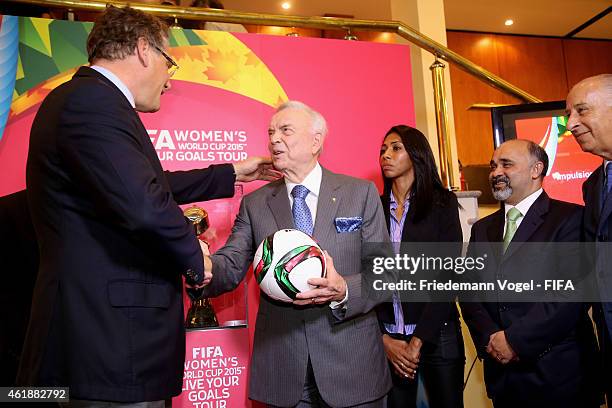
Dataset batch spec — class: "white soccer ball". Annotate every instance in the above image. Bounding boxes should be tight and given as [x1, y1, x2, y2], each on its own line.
[253, 229, 327, 302]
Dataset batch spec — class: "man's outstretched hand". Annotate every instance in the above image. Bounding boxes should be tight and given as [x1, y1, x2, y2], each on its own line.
[233, 157, 283, 183]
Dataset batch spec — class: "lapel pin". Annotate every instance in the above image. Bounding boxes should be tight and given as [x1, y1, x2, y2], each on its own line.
[332, 197, 336, 202]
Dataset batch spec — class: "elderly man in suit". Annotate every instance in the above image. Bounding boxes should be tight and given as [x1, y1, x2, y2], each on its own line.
[202, 100, 392, 407]
[18, 6, 275, 407]
[460, 139, 600, 408]
[566, 73, 612, 403]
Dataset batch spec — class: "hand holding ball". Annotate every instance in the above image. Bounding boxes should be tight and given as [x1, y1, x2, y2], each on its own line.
[253, 229, 326, 302]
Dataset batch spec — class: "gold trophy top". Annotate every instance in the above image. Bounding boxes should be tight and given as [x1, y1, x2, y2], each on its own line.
[183, 206, 209, 236]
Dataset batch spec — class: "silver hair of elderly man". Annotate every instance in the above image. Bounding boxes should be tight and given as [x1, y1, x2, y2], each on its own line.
[276, 100, 328, 136]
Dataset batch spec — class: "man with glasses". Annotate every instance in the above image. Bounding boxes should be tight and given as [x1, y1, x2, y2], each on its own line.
[156, 45, 180, 77]
[18, 6, 277, 407]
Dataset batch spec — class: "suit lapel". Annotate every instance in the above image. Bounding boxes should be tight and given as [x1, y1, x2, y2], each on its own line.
[582, 166, 603, 238]
[599, 164, 612, 231]
[592, 164, 604, 212]
[77, 67, 163, 176]
[584, 166, 603, 234]
[381, 193, 391, 233]
[75, 66, 134, 110]
[313, 168, 341, 244]
[503, 192, 549, 260]
[267, 180, 295, 231]
[600, 195, 612, 232]
[486, 210, 505, 261]
[401, 202, 421, 242]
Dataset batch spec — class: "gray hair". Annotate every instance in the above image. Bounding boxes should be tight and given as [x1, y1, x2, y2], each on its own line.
[525, 140, 549, 179]
[574, 74, 612, 106]
[276, 101, 328, 136]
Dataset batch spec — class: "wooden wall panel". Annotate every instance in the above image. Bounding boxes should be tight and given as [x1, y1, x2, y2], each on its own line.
[494, 35, 568, 102]
[448, 31, 610, 165]
[563, 39, 612, 88]
[447, 32, 511, 166]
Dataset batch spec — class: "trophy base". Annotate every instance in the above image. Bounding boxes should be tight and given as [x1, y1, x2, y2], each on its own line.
[185, 298, 219, 329]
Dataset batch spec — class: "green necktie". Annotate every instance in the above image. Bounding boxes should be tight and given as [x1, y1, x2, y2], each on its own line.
[503, 207, 522, 253]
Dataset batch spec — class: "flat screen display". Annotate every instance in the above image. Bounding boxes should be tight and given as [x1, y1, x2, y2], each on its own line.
[491, 101, 601, 204]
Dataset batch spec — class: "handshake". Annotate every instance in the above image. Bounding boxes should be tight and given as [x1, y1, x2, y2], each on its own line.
[183, 156, 282, 291]
[185, 240, 213, 290]
[184, 240, 217, 329]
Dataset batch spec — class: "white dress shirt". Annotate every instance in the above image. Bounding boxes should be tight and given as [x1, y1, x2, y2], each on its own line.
[284, 162, 347, 308]
[284, 162, 322, 223]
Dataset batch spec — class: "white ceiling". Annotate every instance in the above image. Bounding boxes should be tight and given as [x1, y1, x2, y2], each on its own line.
[212, 0, 612, 39]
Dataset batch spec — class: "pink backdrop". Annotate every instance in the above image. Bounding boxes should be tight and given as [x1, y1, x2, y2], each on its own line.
[0, 30, 415, 407]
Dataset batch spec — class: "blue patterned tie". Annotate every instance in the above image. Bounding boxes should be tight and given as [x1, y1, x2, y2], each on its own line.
[291, 185, 313, 236]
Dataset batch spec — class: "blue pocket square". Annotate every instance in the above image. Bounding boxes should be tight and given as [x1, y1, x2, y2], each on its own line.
[335, 217, 363, 233]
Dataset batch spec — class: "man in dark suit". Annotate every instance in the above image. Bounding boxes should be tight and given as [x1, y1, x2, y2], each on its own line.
[566, 73, 612, 403]
[0, 190, 38, 386]
[460, 139, 600, 408]
[201, 101, 392, 407]
[17, 6, 275, 406]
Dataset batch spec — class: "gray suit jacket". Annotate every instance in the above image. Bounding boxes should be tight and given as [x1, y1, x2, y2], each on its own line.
[206, 167, 392, 407]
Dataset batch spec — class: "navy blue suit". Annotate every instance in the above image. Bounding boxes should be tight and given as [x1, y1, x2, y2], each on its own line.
[582, 164, 612, 401]
[461, 192, 600, 408]
[17, 66, 236, 402]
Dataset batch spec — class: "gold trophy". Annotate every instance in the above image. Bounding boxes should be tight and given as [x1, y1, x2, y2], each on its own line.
[184, 206, 219, 329]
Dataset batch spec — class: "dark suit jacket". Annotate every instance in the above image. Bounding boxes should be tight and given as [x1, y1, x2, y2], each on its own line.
[460, 191, 600, 407]
[582, 164, 612, 340]
[376, 190, 462, 344]
[0, 190, 38, 385]
[17, 66, 236, 402]
[204, 168, 392, 407]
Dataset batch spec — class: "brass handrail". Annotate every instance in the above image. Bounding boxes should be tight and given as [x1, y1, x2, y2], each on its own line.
[5, 0, 541, 103]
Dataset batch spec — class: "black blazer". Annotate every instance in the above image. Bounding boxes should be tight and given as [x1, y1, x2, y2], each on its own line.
[460, 192, 600, 406]
[376, 189, 462, 344]
[17, 67, 236, 402]
[582, 164, 612, 341]
[0, 190, 38, 385]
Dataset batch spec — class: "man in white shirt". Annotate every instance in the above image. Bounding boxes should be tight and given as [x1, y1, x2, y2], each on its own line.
[202, 101, 392, 407]
[460, 139, 600, 408]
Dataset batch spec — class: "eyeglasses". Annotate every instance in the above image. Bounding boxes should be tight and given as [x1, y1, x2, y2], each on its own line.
[155, 46, 179, 77]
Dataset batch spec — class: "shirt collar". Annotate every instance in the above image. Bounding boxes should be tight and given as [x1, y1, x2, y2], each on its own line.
[285, 162, 322, 198]
[90, 65, 135, 108]
[389, 190, 410, 211]
[504, 188, 543, 219]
